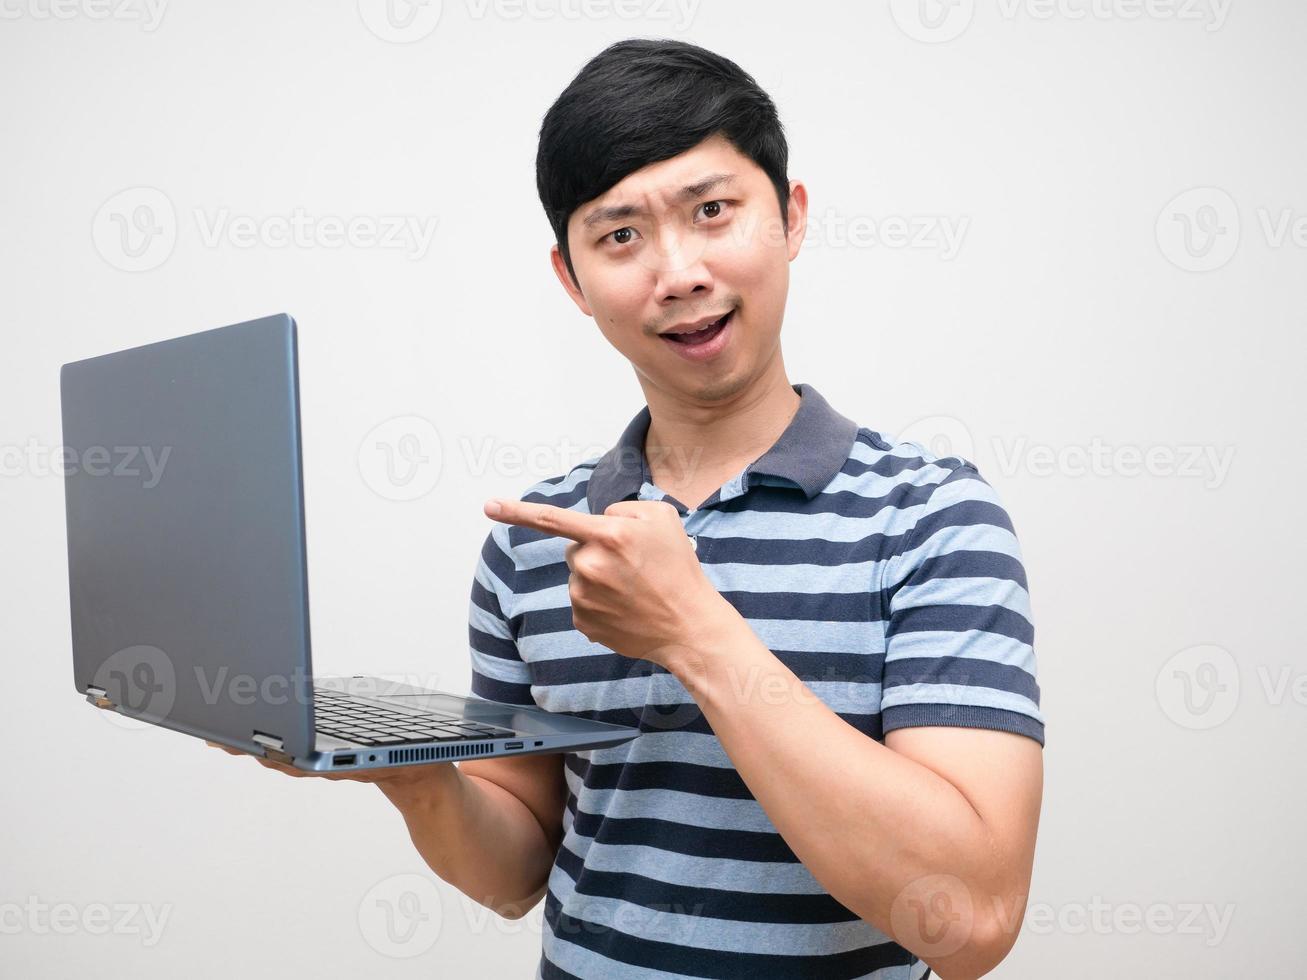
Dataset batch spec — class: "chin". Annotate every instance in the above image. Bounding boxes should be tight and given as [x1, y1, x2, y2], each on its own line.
[684, 372, 753, 403]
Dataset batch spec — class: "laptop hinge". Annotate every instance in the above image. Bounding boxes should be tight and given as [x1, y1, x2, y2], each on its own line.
[252, 731, 294, 765]
[85, 685, 114, 710]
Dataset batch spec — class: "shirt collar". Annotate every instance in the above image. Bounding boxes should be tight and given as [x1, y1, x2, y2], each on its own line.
[585, 383, 859, 514]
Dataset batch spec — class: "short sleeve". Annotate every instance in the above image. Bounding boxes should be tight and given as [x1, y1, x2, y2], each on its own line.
[468, 523, 536, 707]
[880, 462, 1044, 746]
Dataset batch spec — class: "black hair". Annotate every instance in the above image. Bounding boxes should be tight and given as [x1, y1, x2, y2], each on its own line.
[536, 37, 790, 288]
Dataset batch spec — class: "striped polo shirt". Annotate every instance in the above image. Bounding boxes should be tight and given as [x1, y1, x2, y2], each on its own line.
[467, 382, 1044, 979]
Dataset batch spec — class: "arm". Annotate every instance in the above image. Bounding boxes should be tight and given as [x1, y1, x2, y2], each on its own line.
[208, 741, 565, 920]
[661, 461, 1043, 977]
[377, 751, 566, 919]
[214, 521, 568, 920]
[411, 519, 565, 918]
[664, 621, 1041, 979]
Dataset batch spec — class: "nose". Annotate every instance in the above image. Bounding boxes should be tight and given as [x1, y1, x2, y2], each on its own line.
[648, 229, 714, 304]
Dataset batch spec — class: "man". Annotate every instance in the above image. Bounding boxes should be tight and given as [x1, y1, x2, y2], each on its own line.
[477, 37, 1043, 978]
[225, 38, 1044, 980]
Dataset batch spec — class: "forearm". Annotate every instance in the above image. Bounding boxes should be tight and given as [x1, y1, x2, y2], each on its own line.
[663, 604, 1011, 975]
[376, 765, 554, 918]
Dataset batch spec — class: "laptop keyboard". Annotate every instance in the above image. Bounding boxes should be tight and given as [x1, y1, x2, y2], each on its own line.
[313, 688, 517, 746]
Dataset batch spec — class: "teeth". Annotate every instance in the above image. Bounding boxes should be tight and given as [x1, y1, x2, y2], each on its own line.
[669, 312, 729, 337]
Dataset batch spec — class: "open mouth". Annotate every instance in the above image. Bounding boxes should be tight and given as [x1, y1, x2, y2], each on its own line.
[662, 309, 734, 346]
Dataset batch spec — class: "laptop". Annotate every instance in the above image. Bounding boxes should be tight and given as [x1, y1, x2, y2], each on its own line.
[60, 313, 641, 771]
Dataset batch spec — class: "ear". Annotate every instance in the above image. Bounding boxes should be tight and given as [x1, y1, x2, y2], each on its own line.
[784, 179, 808, 262]
[550, 243, 593, 317]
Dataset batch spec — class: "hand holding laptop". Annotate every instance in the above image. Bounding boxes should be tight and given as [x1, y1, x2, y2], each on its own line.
[61, 314, 642, 773]
[203, 739, 459, 801]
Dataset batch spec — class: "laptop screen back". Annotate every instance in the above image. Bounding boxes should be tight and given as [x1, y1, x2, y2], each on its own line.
[60, 313, 316, 757]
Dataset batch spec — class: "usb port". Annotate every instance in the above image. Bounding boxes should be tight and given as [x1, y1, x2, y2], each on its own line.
[333, 754, 357, 766]
[504, 741, 523, 750]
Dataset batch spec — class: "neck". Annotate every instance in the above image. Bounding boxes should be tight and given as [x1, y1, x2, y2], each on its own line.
[638, 355, 800, 496]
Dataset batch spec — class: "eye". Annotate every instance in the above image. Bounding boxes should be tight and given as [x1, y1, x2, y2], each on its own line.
[603, 227, 640, 246]
[697, 200, 731, 221]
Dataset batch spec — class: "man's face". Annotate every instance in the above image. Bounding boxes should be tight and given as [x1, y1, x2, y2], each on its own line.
[551, 133, 807, 404]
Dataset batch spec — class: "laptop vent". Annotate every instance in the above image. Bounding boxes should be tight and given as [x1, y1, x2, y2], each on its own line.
[389, 742, 493, 765]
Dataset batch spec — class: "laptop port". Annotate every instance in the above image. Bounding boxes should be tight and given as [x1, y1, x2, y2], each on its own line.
[504, 741, 523, 750]
[333, 754, 357, 766]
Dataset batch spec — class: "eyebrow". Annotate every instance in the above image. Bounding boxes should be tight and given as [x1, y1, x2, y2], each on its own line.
[581, 172, 738, 229]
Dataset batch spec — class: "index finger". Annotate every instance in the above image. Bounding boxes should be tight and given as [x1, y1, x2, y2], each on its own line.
[484, 498, 610, 543]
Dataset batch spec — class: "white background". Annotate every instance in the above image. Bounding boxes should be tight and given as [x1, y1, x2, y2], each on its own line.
[2, 0, 1303, 976]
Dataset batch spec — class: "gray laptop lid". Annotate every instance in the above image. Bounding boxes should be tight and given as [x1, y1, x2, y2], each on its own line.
[60, 313, 316, 758]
